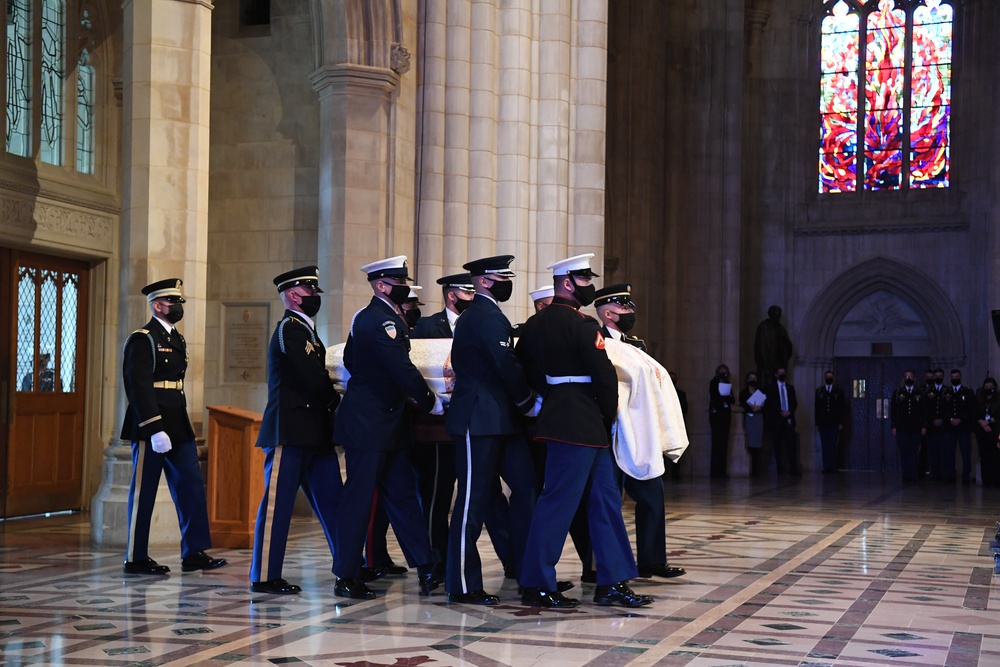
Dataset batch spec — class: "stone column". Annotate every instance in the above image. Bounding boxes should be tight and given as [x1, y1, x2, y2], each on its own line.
[91, 0, 213, 549]
[312, 64, 402, 344]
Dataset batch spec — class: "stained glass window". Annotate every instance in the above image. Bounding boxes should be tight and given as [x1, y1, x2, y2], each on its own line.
[819, 0, 953, 193]
[6, 0, 33, 157]
[77, 50, 94, 174]
[40, 0, 65, 165]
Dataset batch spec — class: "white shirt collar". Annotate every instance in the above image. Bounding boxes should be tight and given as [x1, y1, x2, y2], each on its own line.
[604, 326, 623, 341]
[153, 315, 174, 334]
[293, 310, 315, 329]
[446, 306, 460, 332]
[376, 294, 402, 317]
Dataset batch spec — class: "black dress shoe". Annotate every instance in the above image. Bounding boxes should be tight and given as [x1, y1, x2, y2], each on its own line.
[250, 578, 301, 594]
[334, 577, 376, 600]
[520, 587, 579, 608]
[637, 564, 686, 579]
[519, 580, 574, 595]
[382, 563, 408, 575]
[594, 581, 653, 608]
[449, 590, 500, 605]
[418, 572, 444, 596]
[359, 566, 386, 582]
[181, 551, 228, 572]
[581, 570, 597, 584]
[123, 558, 170, 575]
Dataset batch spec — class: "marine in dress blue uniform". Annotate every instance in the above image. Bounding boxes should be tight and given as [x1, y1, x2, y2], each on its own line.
[332, 255, 446, 600]
[515, 254, 651, 609]
[445, 256, 537, 605]
[249, 267, 342, 594]
[595, 283, 684, 580]
[121, 279, 226, 575]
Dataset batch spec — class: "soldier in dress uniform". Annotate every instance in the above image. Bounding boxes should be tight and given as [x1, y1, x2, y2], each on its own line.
[121, 279, 226, 575]
[332, 255, 446, 600]
[528, 285, 554, 311]
[515, 254, 651, 609]
[924, 368, 948, 479]
[445, 255, 538, 605]
[890, 369, 925, 481]
[595, 283, 685, 580]
[814, 370, 847, 473]
[412, 273, 475, 338]
[943, 369, 976, 484]
[249, 267, 342, 594]
[362, 284, 426, 579]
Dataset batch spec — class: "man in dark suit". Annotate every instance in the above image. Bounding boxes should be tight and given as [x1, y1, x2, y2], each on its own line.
[708, 364, 735, 479]
[765, 367, 799, 475]
[515, 254, 651, 609]
[332, 255, 445, 600]
[445, 255, 537, 605]
[249, 266, 342, 594]
[595, 283, 684, 580]
[121, 278, 226, 576]
[891, 369, 925, 481]
[943, 369, 976, 483]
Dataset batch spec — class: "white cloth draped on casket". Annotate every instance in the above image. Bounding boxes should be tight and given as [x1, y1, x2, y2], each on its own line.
[326, 337, 688, 480]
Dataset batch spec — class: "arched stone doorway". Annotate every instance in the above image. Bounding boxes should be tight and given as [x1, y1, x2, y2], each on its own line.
[798, 258, 964, 472]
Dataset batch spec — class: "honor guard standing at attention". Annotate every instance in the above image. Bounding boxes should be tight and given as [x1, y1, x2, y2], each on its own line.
[891, 369, 925, 482]
[445, 255, 538, 605]
[594, 283, 685, 580]
[515, 254, 651, 609]
[333, 256, 446, 600]
[249, 267, 342, 595]
[121, 279, 226, 575]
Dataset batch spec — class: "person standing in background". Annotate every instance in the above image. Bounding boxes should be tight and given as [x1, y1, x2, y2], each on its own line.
[708, 364, 734, 479]
[765, 368, 799, 475]
[814, 370, 846, 473]
[974, 377, 1000, 487]
[890, 369, 925, 482]
[740, 372, 765, 477]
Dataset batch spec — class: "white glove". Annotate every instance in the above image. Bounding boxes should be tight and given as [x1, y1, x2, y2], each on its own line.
[525, 394, 543, 418]
[150, 431, 172, 454]
[429, 394, 446, 416]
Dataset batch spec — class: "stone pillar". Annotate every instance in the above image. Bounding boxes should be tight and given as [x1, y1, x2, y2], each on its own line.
[91, 0, 213, 549]
[312, 64, 402, 344]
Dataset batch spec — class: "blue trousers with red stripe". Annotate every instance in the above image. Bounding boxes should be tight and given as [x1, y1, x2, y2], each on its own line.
[249, 445, 342, 583]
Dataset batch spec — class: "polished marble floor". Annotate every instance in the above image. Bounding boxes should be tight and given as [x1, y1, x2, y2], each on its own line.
[2, 474, 999, 666]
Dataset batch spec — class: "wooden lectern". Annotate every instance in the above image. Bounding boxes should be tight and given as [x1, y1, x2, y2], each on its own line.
[206, 405, 264, 548]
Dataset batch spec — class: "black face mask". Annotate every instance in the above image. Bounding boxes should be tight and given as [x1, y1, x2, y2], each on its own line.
[904, 378, 915, 386]
[935, 378, 944, 386]
[748, 381, 758, 389]
[825, 377, 834, 385]
[454, 297, 472, 314]
[571, 276, 596, 307]
[487, 279, 513, 303]
[404, 308, 421, 328]
[776, 373, 786, 382]
[952, 378, 962, 387]
[986, 388, 996, 396]
[165, 304, 184, 324]
[717, 372, 729, 381]
[386, 283, 410, 306]
[299, 295, 321, 318]
[616, 313, 636, 333]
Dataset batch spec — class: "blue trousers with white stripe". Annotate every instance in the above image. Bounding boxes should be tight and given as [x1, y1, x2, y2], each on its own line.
[249, 445, 342, 583]
[519, 442, 637, 590]
[446, 433, 536, 594]
[126, 438, 211, 563]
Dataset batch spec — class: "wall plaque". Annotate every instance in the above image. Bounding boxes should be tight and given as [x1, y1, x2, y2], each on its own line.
[223, 303, 269, 384]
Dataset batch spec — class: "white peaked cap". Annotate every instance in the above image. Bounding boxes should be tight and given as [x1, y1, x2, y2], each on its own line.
[529, 285, 554, 301]
[546, 253, 597, 276]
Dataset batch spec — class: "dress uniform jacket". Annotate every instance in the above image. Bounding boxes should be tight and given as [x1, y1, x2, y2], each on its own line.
[412, 309, 452, 339]
[121, 318, 195, 444]
[447, 295, 534, 437]
[944, 385, 976, 431]
[815, 385, 847, 429]
[515, 297, 618, 447]
[257, 310, 340, 449]
[890, 387, 925, 434]
[334, 296, 436, 451]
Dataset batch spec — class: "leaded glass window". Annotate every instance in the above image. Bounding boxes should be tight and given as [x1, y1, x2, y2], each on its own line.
[76, 49, 93, 173]
[40, 0, 65, 165]
[6, 0, 33, 157]
[16, 266, 80, 393]
[819, 0, 953, 193]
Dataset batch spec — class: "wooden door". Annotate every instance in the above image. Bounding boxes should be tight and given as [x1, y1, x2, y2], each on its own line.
[2, 250, 89, 517]
[834, 356, 928, 473]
